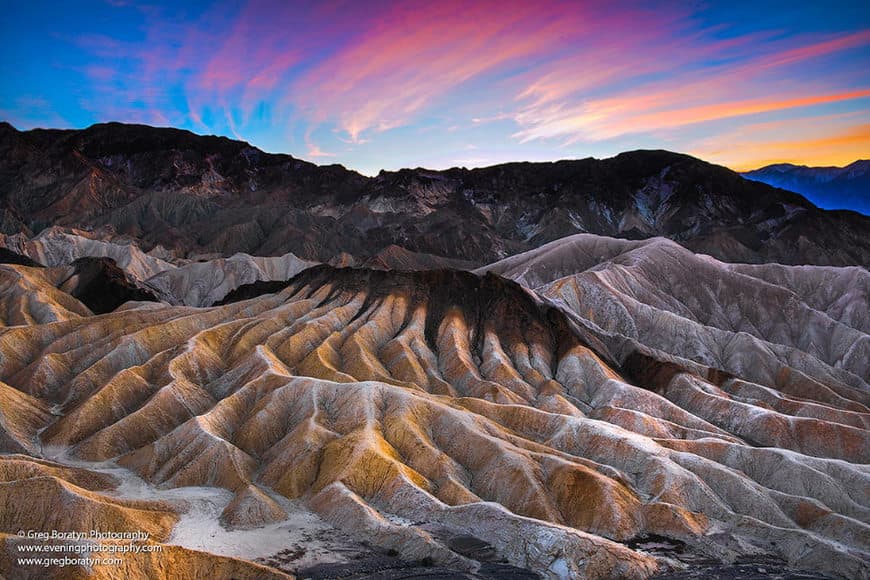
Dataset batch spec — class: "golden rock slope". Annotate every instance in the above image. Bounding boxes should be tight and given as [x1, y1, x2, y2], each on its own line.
[0, 262, 867, 579]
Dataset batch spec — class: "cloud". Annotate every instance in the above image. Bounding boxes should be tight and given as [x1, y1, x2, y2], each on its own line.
[304, 129, 336, 158]
[306, 143, 337, 157]
[452, 157, 494, 167]
[514, 90, 870, 143]
[58, 0, 868, 170]
[291, 0, 585, 143]
[471, 112, 514, 124]
[512, 29, 870, 144]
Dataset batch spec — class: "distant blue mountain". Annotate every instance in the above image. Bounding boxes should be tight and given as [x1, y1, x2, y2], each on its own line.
[742, 160, 869, 215]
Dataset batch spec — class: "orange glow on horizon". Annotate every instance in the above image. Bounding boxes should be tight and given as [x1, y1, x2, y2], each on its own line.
[701, 124, 870, 171]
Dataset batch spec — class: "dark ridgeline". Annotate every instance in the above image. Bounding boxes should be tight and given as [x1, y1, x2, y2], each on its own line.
[0, 247, 43, 267]
[217, 265, 590, 356]
[1, 121, 867, 267]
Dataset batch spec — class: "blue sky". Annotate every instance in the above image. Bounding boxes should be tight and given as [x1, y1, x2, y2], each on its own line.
[1, 0, 868, 175]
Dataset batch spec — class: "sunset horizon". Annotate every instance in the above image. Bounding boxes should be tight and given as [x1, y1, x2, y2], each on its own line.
[2, 0, 867, 178]
[2, 117, 869, 177]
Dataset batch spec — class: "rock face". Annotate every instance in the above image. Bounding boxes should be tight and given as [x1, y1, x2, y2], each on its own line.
[479, 234, 869, 395]
[0, 228, 317, 307]
[145, 251, 315, 307]
[0, 253, 867, 579]
[362, 244, 478, 271]
[0, 263, 95, 324]
[0, 227, 175, 280]
[2, 122, 868, 267]
[743, 160, 870, 215]
[220, 485, 289, 530]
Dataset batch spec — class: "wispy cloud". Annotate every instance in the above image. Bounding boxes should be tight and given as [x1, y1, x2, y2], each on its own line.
[512, 30, 870, 144]
[291, 0, 585, 143]
[514, 89, 870, 143]
[16, 0, 868, 171]
[304, 129, 336, 158]
[452, 157, 494, 167]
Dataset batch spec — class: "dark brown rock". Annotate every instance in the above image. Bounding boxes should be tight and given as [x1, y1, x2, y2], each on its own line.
[1, 122, 867, 267]
[57, 256, 159, 314]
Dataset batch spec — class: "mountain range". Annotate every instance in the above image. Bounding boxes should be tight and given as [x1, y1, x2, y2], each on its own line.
[1, 122, 867, 267]
[743, 161, 869, 216]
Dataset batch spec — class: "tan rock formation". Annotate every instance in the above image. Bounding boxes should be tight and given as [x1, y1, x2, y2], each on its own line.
[145, 251, 315, 306]
[0, 455, 294, 579]
[0, 229, 316, 307]
[0, 228, 174, 280]
[0, 265, 92, 325]
[0, 245, 867, 578]
[220, 485, 288, 529]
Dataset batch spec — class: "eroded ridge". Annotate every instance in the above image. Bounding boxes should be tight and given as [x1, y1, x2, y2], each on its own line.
[0, 265, 867, 579]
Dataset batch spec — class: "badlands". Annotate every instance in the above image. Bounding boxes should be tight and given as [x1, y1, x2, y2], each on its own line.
[0, 232, 867, 579]
[0, 122, 867, 578]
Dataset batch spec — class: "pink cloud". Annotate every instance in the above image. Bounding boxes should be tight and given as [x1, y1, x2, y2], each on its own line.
[68, 0, 869, 170]
[291, 0, 593, 142]
[512, 29, 870, 143]
[82, 65, 116, 82]
[196, 6, 301, 93]
[513, 89, 870, 143]
[175, 0, 370, 132]
[748, 30, 870, 72]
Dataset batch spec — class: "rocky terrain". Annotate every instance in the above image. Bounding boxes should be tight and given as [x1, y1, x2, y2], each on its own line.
[0, 121, 867, 578]
[0, 228, 316, 308]
[0, 229, 866, 579]
[1, 122, 868, 267]
[480, 234, 868, 399]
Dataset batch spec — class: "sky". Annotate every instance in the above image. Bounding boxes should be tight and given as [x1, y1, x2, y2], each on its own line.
[1, 0, 868, 176]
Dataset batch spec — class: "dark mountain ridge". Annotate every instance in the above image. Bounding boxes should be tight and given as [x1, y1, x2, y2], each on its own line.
[1, 121, 868, 266]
